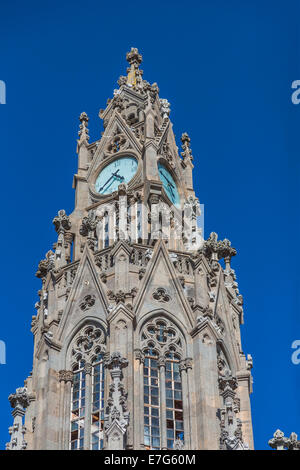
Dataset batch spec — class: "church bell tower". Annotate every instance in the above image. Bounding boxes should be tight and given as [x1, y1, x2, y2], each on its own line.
[6, 48, 254, 450]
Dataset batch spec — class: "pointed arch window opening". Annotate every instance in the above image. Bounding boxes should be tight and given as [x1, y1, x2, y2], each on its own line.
[143, 349, 161, 449]
[141, 318, 185, 450]
[91, 353, 105, 450]
[69, 325, 107, 451]
[70, 360, 86, 450]
[165, 353, 184, 449]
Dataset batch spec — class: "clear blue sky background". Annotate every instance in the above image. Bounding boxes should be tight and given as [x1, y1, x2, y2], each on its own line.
[0, 0, 299, 450]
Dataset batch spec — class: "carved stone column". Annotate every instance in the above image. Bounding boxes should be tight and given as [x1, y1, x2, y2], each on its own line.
[219, 370, 248, 450]
[83, 363, 92, 450]
[179, 358, 192, 450]
[158, 357, 167, 450]
[53, 210, 72, 268]
[118, 186, 128, 241]
[104, 352, 129, 450]
[6, 387, 29, 450]
[59, 370, 73, 450]
[180, 133, 194, 192]
[134, 349, 145, 449]
[79, 210, 99, 252]
[149, 193, 161, 242]
[58, 371, 66, 449]
[64, 232, 74, 263]
[192, 322, 220, 449]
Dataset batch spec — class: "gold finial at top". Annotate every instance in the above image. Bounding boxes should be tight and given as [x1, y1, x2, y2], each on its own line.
[126, 47, 142, 87]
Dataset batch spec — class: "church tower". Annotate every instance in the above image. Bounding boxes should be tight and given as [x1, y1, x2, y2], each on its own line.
[6, 48, 254, 451]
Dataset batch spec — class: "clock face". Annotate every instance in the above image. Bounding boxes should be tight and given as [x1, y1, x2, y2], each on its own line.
[158, 162, 180, 207]
[95, 156, 138, 195]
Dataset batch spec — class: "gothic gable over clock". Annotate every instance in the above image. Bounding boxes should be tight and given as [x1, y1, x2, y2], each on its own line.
[6, 48, 254, 451]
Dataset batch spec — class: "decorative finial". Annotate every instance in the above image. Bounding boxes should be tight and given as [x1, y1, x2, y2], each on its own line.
[181, 133, 193, 162]
[53, 209, 71, 235]
[126, 47, 142, 66]
[77, 112, 90, 150]
[160, 98, 171, 119]
[125, 47, 143, 88]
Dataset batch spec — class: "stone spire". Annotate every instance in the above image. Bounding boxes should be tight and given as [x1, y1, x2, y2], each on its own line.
[181, 133, 194, 192]
[181, 133, 193, 163]
[6, 387, 29, 450]
[268, 429, 300, 450]
[77, 112, 90, 150]
[104, 352, 129, 450]
[218, 370, 248, 450]
[126, 47, 143, 88]
[52, 209, 72, 267]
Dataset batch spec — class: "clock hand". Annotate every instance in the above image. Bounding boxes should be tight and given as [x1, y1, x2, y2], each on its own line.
[167, 183, 175, 199]
[114, 173, 125, 182]
[99, 169, 120, 192]
[106, 174, 125, 193]
[159, 170, 175, 188]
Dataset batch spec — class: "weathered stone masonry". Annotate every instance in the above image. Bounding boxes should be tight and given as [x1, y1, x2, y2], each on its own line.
[6, 48, 253, 450]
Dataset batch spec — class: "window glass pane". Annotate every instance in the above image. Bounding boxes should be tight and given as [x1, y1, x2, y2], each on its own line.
[143, 349, 161, 450]
[165, 358, 184, 450]
[70, 362, 85, 450]
[90, 354, 105, 450]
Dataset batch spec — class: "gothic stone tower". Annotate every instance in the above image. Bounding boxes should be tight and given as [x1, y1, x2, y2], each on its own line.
[6, 48, 254, 451]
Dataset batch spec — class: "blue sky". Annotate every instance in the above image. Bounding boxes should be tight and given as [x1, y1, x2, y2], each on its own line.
[0, 0, 299, 450]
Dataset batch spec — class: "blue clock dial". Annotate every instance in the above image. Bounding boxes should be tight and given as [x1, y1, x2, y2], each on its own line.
[158, 162, 180, 207]
[95, 156, 138, 195]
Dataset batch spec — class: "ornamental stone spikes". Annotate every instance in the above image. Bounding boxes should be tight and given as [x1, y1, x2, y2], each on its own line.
[35, 250, 55, 279]
[79, 210, 99, 251]
[126, 47, 142, 67]
[203, 232, 237, 267]
[6, 387, 29, 450]
[77, 112, 90, 150]
[52, 210, 72, 268]
[125, 47, 143, 90]
[181, 133, 193, 163]
[8, 387, 29, 410]
[104, 352, 129, 450]
[218, 370, 248, 450]
[160, 98, 171, 119]
[218, 238, 237, 270]
[53, 209, 71, 235]
[180, 132, 194, 192]
[268, 429, 300, 450]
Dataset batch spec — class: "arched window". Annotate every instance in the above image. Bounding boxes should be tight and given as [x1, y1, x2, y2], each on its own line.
[141, 317, 185, 450]
[91, 353, 105, 450]
[165, 352, 184, 449]
[69, 324, 106, 450]
[70, 360, 86, 450]
[143, 348, 160, 449]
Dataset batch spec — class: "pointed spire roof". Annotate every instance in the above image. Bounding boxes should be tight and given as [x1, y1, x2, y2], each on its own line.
[77, 112, 90, 151]
[122, 47, 144, 91]
[126, 47, 143, 87]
